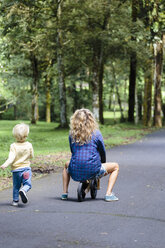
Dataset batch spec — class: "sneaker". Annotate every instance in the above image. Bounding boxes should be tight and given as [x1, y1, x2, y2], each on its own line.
[61, 193, 68, 200]
[104, 193, 119, 202]
[19, 189, 28, 204]
[11, 201, 19, 207]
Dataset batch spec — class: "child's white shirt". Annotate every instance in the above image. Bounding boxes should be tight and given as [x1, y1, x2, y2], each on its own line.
[2, 141, 34, 171]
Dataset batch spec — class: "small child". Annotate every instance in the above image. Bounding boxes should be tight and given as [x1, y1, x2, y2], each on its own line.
[62, 108, 119, 202]
[0, 123, 34, 207]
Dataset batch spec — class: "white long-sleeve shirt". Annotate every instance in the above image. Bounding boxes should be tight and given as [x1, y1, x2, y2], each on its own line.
[2, 141, 34, 171]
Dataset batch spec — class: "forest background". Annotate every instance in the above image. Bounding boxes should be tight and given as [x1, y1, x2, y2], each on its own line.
[0, 0, 165, 187]
[0, 0, 165, 127]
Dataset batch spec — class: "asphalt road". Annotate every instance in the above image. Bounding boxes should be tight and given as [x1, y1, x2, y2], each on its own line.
[0, 129, 165, 248]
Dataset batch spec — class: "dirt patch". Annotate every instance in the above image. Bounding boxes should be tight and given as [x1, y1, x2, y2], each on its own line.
[0, 152, 71, 191]
[32, 152, 70, 175]
[0, 177, 12, 191]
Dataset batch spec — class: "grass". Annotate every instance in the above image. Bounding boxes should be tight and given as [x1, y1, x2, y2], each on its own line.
[0, 116, 156, 181]
[101, 123, 149, 147]
[0, 120, 69, 158]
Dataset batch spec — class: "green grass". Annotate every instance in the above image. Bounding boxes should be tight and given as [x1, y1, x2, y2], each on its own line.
[100, 122, 154, 147]
[0, 117, 156, 178]
[0, 121, 69, 157]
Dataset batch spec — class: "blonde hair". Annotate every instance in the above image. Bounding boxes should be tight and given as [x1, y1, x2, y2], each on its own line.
[13, 123, 29, 142]
[70, 109, 99, 145]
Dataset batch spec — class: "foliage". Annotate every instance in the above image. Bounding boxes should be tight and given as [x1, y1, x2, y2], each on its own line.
[0, 0, 164, 124]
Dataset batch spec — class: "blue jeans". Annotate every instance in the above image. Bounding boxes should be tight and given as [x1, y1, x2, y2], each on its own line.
[92, 164, 107, 179]
[12, 168, 32, 202]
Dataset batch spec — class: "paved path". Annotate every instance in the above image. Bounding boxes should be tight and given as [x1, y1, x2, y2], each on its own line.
[0, 129, 165, 248]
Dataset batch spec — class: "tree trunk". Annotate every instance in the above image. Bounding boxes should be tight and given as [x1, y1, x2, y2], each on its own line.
[90, 7, 110, 123]
[31, 54, 39, 124]
[123, 79, 127, 113]
[153, 40, 163, 127]
[137, 88, 142, 121]
[46, 74, 51, 123]
[98, 5, 111, 124]
[72, 81, 78, 112]
[138, 1, 153, 126]
[108, 83, 114, 110]
[51, 92, 55, 122]
[128, 52, 137, 122]
[91, 54, 99, 121]
[162, 34, 165, 124]
[135, 86, 139, 124]
[143, 72, 152, 126]
[99, 50, 104, 124]
[14, 104, 17, 120]
[57, 47, 67, 127]
[91, 43, 105, 123]
[113, 89, 116, 124]
[57, 0, 67, 127]
[116, 83, 125, 122]
[112, 64, 124, 122]
[128, 0, 138, 122]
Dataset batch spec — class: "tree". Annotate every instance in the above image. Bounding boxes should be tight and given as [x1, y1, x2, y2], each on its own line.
[0, 1, 42, 123]
[128, 0, 138, 122]
[56, 0, 67, 127]
[152, 1, 165, 127]
[1, 0, 164, 127]
[153, 36, 163, 127]
[138, 0, 153, 126]
[30, 54, 39, 124]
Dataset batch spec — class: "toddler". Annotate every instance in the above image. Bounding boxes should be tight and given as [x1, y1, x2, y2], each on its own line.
[62, 108, 119, 202]
[0, 123, 34, 206]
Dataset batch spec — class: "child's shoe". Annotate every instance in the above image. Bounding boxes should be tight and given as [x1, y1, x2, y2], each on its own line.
[19, 189, 28, 203]
[104, 193, 119, 202]
[11, 201, 19, 207]
[61, 193, 68, 200]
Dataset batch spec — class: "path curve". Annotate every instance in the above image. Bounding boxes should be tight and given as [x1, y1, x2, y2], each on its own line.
[0, 129, 165, 248]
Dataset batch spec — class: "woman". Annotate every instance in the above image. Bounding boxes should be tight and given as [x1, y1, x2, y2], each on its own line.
[62, 109, 119, 202]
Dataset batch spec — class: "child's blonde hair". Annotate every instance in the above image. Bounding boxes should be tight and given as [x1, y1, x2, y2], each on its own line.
[70, 109, 99, 145]
[13, 123, 29, 142]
